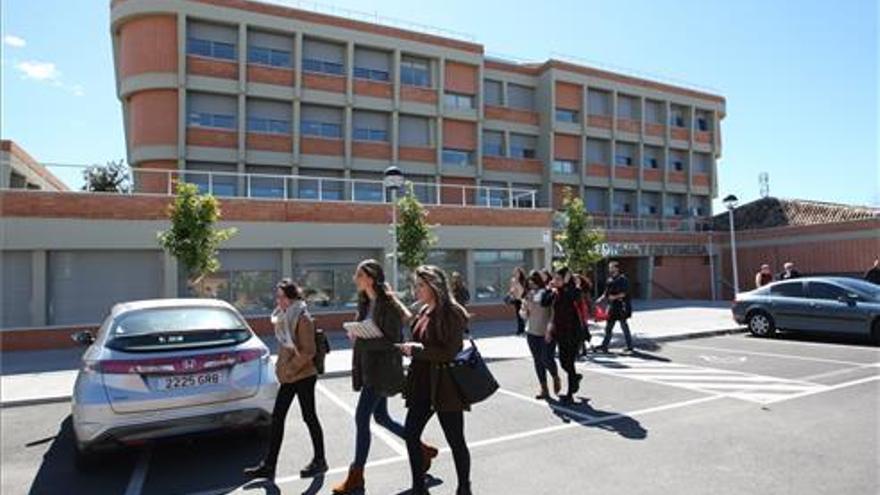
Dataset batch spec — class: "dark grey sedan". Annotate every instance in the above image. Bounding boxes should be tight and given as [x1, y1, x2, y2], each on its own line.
[732, 277, 880, 343]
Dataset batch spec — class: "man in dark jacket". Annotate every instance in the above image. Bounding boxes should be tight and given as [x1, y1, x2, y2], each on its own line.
[865, 259, 880, 285]
[596, 261, 634, 354]
[778, 261, 801, 280]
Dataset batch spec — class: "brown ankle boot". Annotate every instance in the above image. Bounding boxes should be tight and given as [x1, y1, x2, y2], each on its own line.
[552, 376, 562, 395]
[422, 443, 439, 472]
[332, 466, 364, 494]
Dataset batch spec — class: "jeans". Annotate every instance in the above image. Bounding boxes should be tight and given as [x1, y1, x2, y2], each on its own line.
[557, 340, 579, 394]
[601, 318, 633, 350]
[265, 375, 325, 467]
[405, 403, 470, 492]
[526, 334, 558, 385]
[353, 386, 405, 468]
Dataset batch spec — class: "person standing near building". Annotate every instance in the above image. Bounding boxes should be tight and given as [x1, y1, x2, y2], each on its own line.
[332, 260, 438, 494]
[506, 267, 528, 335]
[521, 270, 560, 399]
[755, 264, 773, 288]
[596, 261, 634, 354]
[574, 274, 594, 356]
[398, 265, 472, 495]
[778, 261, 801, 280]
[549, 267, 584, 404]
[451, 271, 470, 307]
[244, 279, 327, 480]
[865, 259, 880, 285]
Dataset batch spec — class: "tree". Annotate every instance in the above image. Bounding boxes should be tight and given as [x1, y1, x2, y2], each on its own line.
[554, 187, 605, 274]
[396, 181, 438, 274]
[158, 182, 237, 296]
[82, 159, 131, 193]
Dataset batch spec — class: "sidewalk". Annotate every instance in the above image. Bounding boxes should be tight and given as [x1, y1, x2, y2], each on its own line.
[0, 300, 741, 407]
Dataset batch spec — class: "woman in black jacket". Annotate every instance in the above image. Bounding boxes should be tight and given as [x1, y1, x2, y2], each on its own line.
[398, 265, 472, 495]
[332, 260, 438, 494]
[549, 267, 584, 403]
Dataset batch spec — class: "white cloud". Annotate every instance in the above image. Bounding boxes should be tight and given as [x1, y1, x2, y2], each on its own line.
[16, 60, 61, 81]
[3, 35, 26, 48]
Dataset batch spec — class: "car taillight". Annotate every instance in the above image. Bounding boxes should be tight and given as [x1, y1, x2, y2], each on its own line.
[88, 348, 268, 374]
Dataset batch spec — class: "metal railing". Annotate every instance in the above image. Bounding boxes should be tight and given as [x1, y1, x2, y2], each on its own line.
[6, 164, 540, 210]
[588, 214, 713, 233]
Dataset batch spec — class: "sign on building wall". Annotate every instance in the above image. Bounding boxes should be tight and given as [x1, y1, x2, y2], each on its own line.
[599, 242, 707, 257]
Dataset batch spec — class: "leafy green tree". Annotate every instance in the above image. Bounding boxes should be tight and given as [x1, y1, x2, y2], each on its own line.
[554, 187, 604, 274]
[82, 159, 131, 193]
[396, 181, 438, 273]
[158, 182, 237, 296]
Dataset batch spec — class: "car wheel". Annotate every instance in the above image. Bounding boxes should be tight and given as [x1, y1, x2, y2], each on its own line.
[747, 311, 775, 337]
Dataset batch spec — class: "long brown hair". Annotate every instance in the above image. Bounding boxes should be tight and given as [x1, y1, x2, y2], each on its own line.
[414, 264, 469, 341]
[355, 259, 410, 325]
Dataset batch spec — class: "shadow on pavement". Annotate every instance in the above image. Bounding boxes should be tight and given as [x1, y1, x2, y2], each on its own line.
[27, 416, 137, 495]
[391, 474, 444, 495]
[548, 397, 648, 440]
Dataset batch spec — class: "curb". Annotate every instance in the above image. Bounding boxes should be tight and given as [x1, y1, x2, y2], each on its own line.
[0, 328, 746, 409]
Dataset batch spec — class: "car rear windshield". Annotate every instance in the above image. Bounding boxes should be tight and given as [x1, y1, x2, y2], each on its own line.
[107, 307, 251, 352]
[839, 279, 880, 301]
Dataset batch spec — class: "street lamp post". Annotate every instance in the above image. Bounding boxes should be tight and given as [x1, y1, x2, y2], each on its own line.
[723, 194, 739, 296]
[384, 166, 405, 293]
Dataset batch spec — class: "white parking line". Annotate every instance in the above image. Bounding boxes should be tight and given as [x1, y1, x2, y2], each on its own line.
[316, 383, 408, 457]
[762, 374, 880, 405]
[124, 448, 151, 495]
[798, 363, 880, 382]
[668, 342, 877, 367]
[714, 334, 880, 353]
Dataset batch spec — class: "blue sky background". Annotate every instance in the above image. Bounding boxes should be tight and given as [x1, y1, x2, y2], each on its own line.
[1, 0, 877, 212]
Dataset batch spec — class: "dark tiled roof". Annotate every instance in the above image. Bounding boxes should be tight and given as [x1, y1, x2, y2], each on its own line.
[711, 197, 879, 231]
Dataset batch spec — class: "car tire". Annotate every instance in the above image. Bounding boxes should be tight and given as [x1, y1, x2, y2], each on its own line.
[747, 310, 776, 338]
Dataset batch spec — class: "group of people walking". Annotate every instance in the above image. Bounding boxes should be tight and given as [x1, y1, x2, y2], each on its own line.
[245, 260, 472, 495]
[512, 262, 635, 402]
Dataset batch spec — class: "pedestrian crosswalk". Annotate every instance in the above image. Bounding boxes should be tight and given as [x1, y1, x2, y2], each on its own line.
[580, 355, 828, 404]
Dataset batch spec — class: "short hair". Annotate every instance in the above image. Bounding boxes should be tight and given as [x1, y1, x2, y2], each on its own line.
[608, 261, 620, 270]
[276, 278, 302, 300]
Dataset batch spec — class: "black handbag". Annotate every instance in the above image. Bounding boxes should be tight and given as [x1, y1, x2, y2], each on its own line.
[446, 338, 499, 405]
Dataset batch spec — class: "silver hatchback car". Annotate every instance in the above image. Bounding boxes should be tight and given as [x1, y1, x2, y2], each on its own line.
[732, 277, 880, 343]
[71, 299, 277, 468]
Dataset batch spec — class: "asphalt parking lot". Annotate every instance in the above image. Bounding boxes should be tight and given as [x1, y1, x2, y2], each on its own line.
[2, 332, 878, 495]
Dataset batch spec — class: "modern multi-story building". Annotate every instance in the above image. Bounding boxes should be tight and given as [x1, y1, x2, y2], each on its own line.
[0, 140, 67, 192]
[0, 0, 735, 336]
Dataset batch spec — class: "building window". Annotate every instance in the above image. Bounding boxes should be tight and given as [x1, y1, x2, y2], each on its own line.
[510, 146, 536, 159]
[247, 117, 290, 135]
[294, 264, 359, 309]
[301, 120, 342, 139]
[644, 157, 658, 169]
[478, 183, 509, 207]
[555, 108, 579, 123]
[670, 159, 684, 171]
[298, 176, 343, 200]
[484, 79, 502, 106]
[302, 58, 344, 76]
[353, 181, 384, 202]
[552, 160, 576, 175]
[615, 154, 633, 166]
[410, 180, 436, 205]
[188, 112, 236, 130]
[248, 46, 291, 67]
[474, 250, 528, 301]
[353, 66, 390, 82]
[187, 37, 236, 60]
[443, 92, 474, 109]
[401, 57, 431, 87]
[442, 149, 472, 166]
[482, 142, 504, 157]
[507, 84, 535, 111]
[353, 127, 389, 142]
[696, 117, 709, 131]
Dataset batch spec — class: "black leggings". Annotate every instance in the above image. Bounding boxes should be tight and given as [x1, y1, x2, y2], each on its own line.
[601, 318, 633, 350]
[405, 403, 470, 492]
[557, 340, 579, 394]
[265, 375, 325, 466]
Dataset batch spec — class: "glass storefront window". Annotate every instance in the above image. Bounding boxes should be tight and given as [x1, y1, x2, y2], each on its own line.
[473, 250, 529, 302]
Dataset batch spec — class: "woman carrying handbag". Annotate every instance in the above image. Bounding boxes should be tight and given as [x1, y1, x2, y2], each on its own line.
[398, 265, 473, 495]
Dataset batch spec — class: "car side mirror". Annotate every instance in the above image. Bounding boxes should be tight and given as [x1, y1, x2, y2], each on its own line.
[72, 330, 95, 346]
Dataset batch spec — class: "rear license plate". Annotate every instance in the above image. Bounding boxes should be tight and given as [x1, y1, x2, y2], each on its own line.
[159, 371, 225, 390]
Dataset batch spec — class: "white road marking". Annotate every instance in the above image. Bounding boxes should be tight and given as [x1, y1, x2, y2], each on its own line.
[669, 342, 876, 367]
[798, 363, 880, 382]
[761, 374, 880, 405]
[705, 334, 880, 354]
[582, 355, 825, 403]
[124, 448, 151, 495]
[316, 383, 408, 457]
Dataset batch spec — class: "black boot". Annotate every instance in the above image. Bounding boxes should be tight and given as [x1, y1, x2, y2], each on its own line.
[456, 482, 472, 495]
[300, 457, 328, 478]
[570, 373, 583, 395]
[243, 460, 275, 479]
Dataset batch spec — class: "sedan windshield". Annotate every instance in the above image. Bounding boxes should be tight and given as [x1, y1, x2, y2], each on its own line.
[107, 307, 251, 352]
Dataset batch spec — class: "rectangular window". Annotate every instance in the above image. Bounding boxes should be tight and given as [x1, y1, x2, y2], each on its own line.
[645, 100, 664, 124]
[399, 115, 430, 147]
[353, 47, 391, 82]
[482, 130, 504, 157]
[615, 154, 633, 166]
[478, 181, 509, 208]
[641, 192, 660, 215]
[186, 163, 238, 197]
[474, 250, 529, 301]
[670, 105, 687, 128]
[443, 92, 474, 109]
[553, 160, 576, 175]
[188, 112, 237, 129]
[442, 149, 472, 166]
[247, 46, 291, 67]
[353, 110, 389, 142]
[300, 105, 343, 139]
[617, 95, 639, 119]
[555, 108, 579, 123]
[247, 118, 290, 134]
[588, 89, 611, 116]
[187, 38, 236, 60]
[644, 157, 658, 169]
[586, 139, 609, 164]
[509, 133, 536, 159]
[302, 58, 344, 75]
[484, 79, 502, 106]
[696, 117, 709, 131]
[302, 39, 344, 75]
[507, 84, 535, 111]
[246, 166, 288, 198]
[410, 178, 436, 204]
[512, 184, 536, 208]
[585, 187, 607, 213]
[352, 181, 384, 202]
[298, 175, 343, 200]
[401, 56, 431, 87]
[353, 67, 389, 81]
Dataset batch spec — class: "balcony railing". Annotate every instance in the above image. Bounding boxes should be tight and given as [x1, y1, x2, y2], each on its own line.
[7, 164, 540, 210]
[554, 213, 713, 233]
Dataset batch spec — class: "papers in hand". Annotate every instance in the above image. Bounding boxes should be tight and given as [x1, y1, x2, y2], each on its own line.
[343, 320, 384, 339]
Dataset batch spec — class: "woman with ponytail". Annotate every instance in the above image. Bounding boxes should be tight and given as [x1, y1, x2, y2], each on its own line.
[332, 259, 438, 494]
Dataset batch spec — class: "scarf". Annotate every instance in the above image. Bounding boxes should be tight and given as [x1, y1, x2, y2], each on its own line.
[272, 299, 307, 349]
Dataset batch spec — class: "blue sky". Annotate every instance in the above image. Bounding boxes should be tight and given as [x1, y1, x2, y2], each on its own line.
[1, 0, 877, 211]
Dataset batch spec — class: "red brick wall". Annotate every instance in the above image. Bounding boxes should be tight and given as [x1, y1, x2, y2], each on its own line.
[645, 123, 665, 137]
[444, 61, 477, 95]
[617, 118, 640, 134]
[119, 15, 178, 78]
[695, 131, 712, 144]
[588, 115, 612, 129]
[554, 133, 580, 161]
[301, 137, 344, 155]
[484, 105, 539, 126]
[615, 167, 637, 180]
[354, 79, 392, 99]
[187, 128, 237, 148]
[246, 133, 292, 152]
[483, 156, 543, 175]
[440, 177, 475, 205]
[669, 171, 687, 184]
[652, 256, 712, 299]
[443, 119, 476, 150]
[670, 128, 690, 141]
[399, 146, 436, 163]
[587, 163, 611, 178]
[643, 169, 662, 182]
[247, 65, 294, 86]
[402, 86, 438, 104]
[303, 72, 345, 93]
[352, 141, 391, 160]
[555, 82, 582, 111]
[188, 56, 238, 79]
[129, 89, 178, 147]
[693, 173, 710, 187]
[133, 161, 177, 194]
